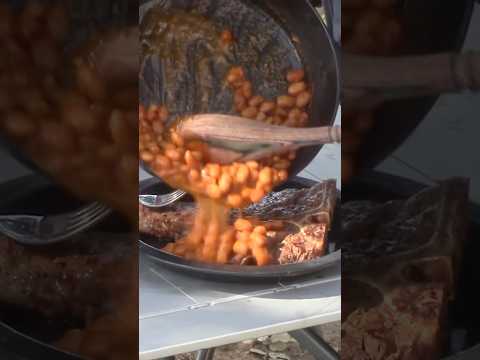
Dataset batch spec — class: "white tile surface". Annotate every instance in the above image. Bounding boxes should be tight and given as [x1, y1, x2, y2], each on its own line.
[377, 5, 480, 204]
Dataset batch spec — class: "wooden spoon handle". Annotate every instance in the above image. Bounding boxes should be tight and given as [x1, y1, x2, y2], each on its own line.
[179, 114, 341, 145]
[344, 51, 480, 101]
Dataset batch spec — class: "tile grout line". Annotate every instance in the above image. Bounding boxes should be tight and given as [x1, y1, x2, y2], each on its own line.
[150, 268, 199, 305]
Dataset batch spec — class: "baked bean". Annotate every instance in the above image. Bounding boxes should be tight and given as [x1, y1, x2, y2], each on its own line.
[288, 108, 302, 121]
[277, 95, 296, 108]
[296, 91, 312, 108]
[250, 232, 267, 247]
[148, 143, 161, 154]
[219, 173, 232, 193]
[174, 244, 187, 257]
[250, 168, 259, 181]
[288, 81, 307, 96]
[241, 188, 252, 200]
[188, 169, 201, 182]
[207, 163, 221, 178]
[242, 82, 253, 99]
[165, 148, 183, 161]
[75, 58, 106, 101]
[250, 188, 265, 203]
[235, 164, 250, 184]
[63, 103, 97, 134]
[40, 122, 76, 151]
[233, 240, 249, 256]
[159, 106, 169, 122]
[286, 69, 305, 83]
[241, 106, 258, 119]
[184, 150, 199, 168]
[171, 132, 184, 147]
[234, 218, 253, 232]
[220, 29, 233, 44]
[227, 194, 243, 208]
[217, 230, 235, 264]
[252, 247, 271, 266]
[299, 112, 309, 126]
[275, 107, 288, 118]
[155, 155, 171, 169]
[110, 110, 132, 148]
[249, 96, 264, 107]
[259, 101, 275, 114]
[226, 66, 245, 84]
[207, 184, 222, 199]
[253, 226, 267, 235]
[152, 121, 164, 135]
[258, 167, 273, 185]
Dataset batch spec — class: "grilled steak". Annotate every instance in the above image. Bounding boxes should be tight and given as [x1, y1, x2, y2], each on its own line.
[0, 233, 135, 319]
[139, 180, 338, 264]
[341, 178, 469, 360]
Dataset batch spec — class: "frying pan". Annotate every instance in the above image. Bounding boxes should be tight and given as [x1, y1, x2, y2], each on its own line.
[356, 0, 475, 170]
[343, 171, 480, 358]
[0, 2, 136, 359]
[139, 0, 340, 178]
[140, 176, 341, 282]
[0, 0, 138, 186]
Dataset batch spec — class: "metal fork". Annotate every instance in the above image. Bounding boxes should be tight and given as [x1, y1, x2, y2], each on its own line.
[0, 202, 112, 245]
[139, 190, 187, 208]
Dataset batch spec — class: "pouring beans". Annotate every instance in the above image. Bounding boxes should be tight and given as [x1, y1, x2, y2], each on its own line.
[140, 64, 312, 266]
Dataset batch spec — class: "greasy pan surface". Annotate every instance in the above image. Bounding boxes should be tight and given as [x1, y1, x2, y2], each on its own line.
[343, 171, 480, 356]
[139, 0, 340, 178]
[356, 0, 474, 170]
[139, 176, 341, 282]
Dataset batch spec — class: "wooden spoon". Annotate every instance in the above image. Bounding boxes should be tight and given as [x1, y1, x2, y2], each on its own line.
[177, 114, 340, 164]
[343, 51, 480, 110]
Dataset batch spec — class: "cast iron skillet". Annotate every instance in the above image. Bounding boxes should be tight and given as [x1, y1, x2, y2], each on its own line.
[0, 0, 138, 185]
[343, 171, 480, 358]
[140, 176, 341, 282]
[357, 0, 475, 170]
[139, 0, 340, 178]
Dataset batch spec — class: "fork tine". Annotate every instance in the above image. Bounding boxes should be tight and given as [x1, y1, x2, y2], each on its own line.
[65, 206, 111, 233]
[69, 202, 105, 218]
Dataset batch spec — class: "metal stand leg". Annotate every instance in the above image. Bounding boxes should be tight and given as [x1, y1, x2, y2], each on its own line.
[195, 348, 216, 360]
[289, 328, 339, 360]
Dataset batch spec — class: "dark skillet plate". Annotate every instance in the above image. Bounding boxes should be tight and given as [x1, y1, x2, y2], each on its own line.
[343, 171, 480, 356]
[139, 176, 341, 282]
[0, 175, 131, 360]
